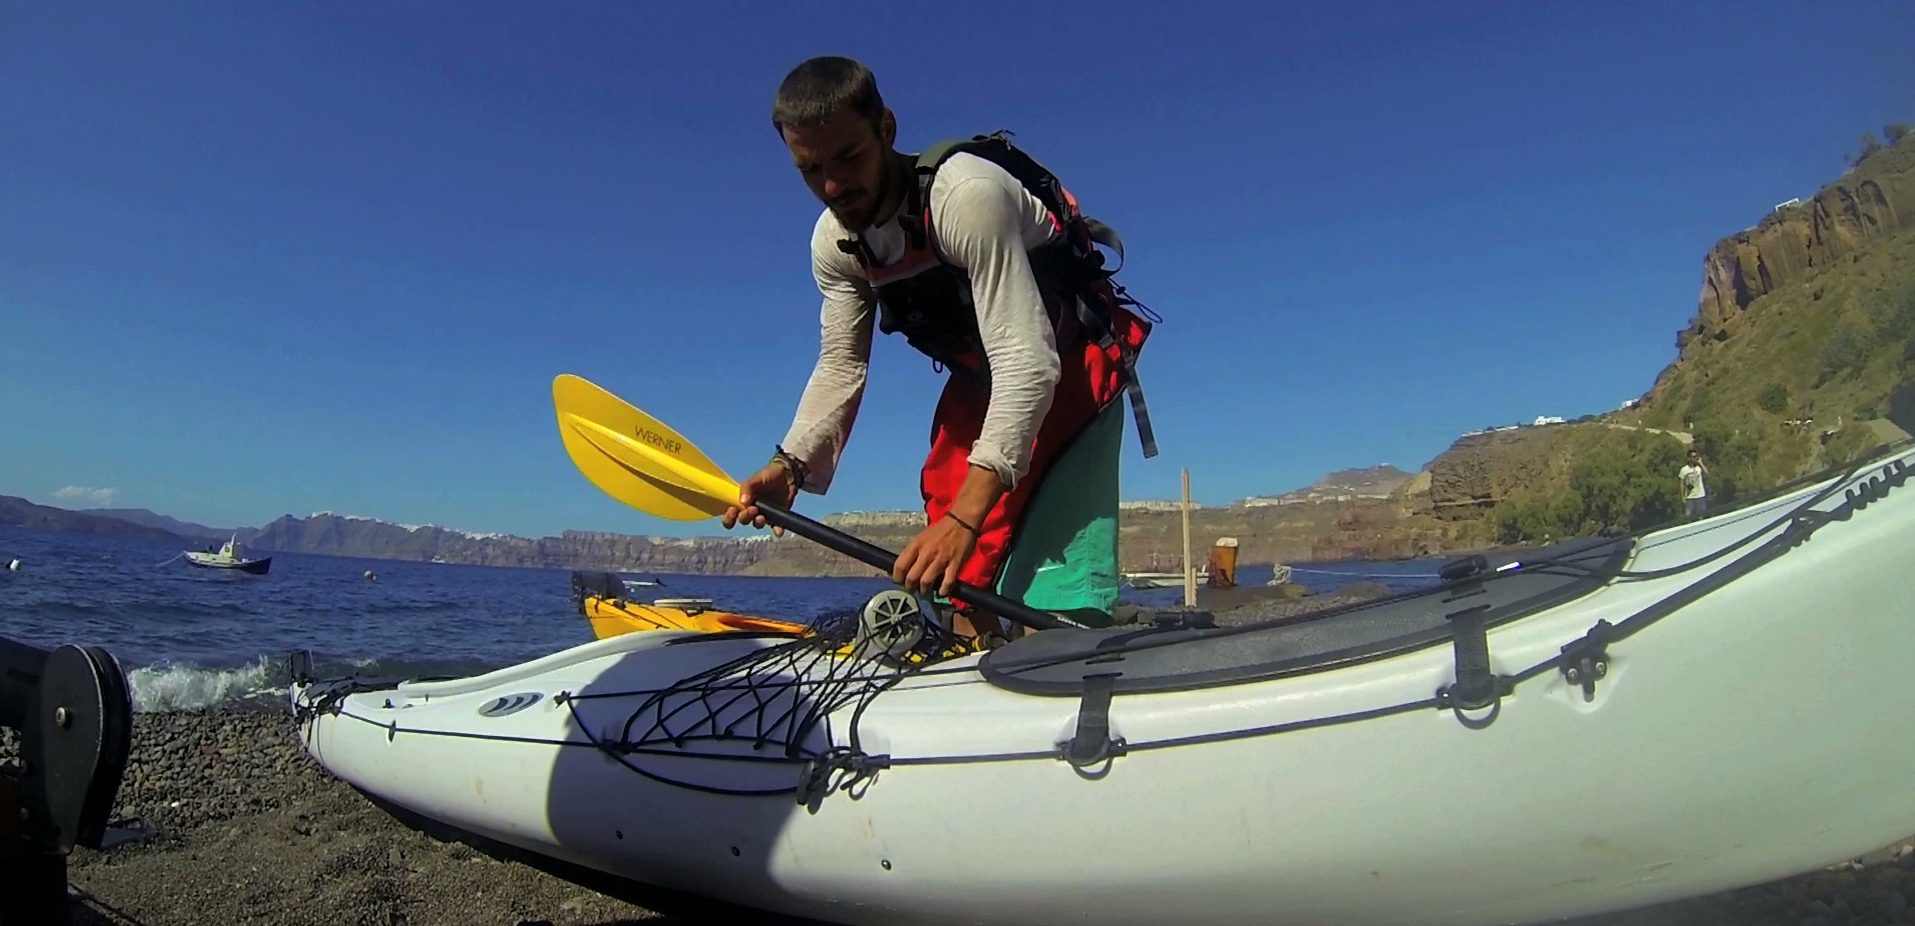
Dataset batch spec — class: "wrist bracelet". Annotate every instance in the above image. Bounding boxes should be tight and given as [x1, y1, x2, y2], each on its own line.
[945, 511, 982, 537]
[770, 446, 808, 491]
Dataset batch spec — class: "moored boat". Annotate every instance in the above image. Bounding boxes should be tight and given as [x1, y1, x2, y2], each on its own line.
[184, 536, 271, 575]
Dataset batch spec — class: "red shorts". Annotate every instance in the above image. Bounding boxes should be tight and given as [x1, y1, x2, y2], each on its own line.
[920, 302, 1148, 604]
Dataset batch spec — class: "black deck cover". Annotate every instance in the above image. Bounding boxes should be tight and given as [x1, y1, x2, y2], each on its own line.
[981, 536, 1633, 696]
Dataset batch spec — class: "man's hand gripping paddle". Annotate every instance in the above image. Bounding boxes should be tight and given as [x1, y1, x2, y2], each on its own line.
[551, 374, 1079, 632]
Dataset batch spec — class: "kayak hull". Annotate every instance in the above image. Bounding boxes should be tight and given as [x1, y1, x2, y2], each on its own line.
[293, 445, 1915, 926]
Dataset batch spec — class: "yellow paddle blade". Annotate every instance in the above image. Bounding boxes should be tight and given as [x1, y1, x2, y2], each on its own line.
[552, 374, 741, 522]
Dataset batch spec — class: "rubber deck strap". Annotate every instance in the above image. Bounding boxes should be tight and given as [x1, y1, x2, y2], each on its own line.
[1062, 673, 1122, 768]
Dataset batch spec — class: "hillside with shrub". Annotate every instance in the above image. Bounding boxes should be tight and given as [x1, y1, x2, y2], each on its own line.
[1447, 125, 1915, 544]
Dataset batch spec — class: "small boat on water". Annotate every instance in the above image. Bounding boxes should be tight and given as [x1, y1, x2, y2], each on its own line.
[184, 536, 271, 575]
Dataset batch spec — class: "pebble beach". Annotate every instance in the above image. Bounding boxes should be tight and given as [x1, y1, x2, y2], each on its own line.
[12, 711, 810, 926]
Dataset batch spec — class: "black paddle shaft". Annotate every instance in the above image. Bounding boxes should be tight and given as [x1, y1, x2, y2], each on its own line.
[753, 503, 1078, 632]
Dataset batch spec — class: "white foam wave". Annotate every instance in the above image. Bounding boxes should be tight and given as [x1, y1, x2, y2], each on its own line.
[127, 656, 281, 712]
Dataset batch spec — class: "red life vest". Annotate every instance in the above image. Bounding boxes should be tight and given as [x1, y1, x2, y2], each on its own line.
[835, 133, 1162, 617]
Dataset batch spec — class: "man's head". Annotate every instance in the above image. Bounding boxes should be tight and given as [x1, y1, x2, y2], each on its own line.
[1688, 450, 1702, 465]
[773, 56, 899, 231]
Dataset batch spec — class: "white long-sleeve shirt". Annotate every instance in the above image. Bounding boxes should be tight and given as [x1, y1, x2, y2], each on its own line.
[779, 152, 1063, 495]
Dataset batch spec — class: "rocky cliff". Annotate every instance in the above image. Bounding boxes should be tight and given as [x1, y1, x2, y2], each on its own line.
[246, 514, 775, 573]
[741, 496, 1481, 575]
[1118, 498, 1473, 567]
[1304, 465, 1414, 497]
[236, 502, 1483, 577]
[9, 477, 1500, 575]
[1677, 136, 1914, 355]
[87, 508, 253, 542]
[1421, 422, 1698, 515]
[1635, 132, 1915, 482]
[1424, 427, 1578, 515]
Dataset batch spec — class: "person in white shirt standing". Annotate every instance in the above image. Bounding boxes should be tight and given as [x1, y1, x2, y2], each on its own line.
[1679, 450, 1709, 518]
[722, 56, 1159, 644]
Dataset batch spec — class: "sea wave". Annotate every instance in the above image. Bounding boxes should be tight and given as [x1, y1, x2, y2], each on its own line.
[124, 652, 511, 712]
[127, 655, 287, 712]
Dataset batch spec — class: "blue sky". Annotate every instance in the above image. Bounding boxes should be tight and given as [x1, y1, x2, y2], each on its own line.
[3, 1, 1910, 539]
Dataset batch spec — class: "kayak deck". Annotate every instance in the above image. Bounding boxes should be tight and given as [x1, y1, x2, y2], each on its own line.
[987, 535, 1628, 695]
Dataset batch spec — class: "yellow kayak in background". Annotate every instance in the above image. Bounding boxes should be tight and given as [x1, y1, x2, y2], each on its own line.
[571, 571, 805, 640]
[569, 572, 984, 663]
[581, 595, 807, 639]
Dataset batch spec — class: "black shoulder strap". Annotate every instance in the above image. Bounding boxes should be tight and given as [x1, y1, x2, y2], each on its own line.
[843, 144, 951, 259]
[916, 137, 974, 173]
[920, 132, 1076, 229]
[919, 132, 1160, 459]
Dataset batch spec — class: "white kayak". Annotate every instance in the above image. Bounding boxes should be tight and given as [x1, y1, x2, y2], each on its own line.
[290, 442, 1915, 926]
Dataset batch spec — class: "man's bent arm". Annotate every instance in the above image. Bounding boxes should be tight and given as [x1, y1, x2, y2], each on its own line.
[934, 174, 1062, 491]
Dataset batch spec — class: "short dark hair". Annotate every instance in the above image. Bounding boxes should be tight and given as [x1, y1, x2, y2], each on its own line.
[772, 56, 885, 136]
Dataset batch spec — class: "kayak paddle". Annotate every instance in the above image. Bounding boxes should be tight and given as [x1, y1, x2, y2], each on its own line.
[551, 373, 1081, 633]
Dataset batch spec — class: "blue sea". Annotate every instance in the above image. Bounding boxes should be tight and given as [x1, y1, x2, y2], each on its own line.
[0, 524, 1447, 712]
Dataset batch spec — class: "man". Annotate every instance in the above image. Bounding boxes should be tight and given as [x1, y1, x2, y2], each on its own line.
[722, 56, 1156, 643]
[1679, 449, 1709, 518]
